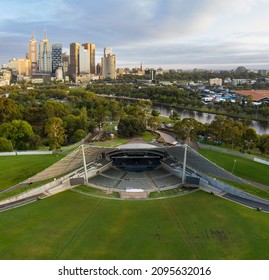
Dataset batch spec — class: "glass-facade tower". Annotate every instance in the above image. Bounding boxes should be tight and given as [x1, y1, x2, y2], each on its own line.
[52, 44, 62, 75]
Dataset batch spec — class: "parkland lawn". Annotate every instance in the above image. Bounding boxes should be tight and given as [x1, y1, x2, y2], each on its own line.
[199, 149, 269, 186]
[0, 154, 63, 190]
[0, 190, 269, 260]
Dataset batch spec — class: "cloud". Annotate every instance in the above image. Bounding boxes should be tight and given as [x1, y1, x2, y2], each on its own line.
[1, 0, 269, 69]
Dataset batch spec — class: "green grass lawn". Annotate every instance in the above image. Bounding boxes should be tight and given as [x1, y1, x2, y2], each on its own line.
[95, 131, 158, 148]
[199, 149, 269, 186]
[0, 190, 269, 260]
[0, 154, 63, 190]
[141, 131, 158, 142]
[95, 137, 129, 147]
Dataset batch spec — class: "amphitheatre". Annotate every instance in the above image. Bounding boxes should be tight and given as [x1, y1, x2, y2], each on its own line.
[1, 136, 269, 260]
[1, 137, 269, 212]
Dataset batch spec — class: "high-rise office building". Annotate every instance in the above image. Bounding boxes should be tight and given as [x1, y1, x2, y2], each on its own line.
[69, 43, 96, 81]
[39, 29, 52, 73]
[104, 47, 112, 56]
[102, 47, 116, 79]
[79, 45, 90, 74]
[69, 42, 80, 81]
[8, 58, 31, 76]
[82, 43, 96, 74]
[62, 52, 69, 77]
[52, 44, 62, 75]
[29, 33, 38, 74]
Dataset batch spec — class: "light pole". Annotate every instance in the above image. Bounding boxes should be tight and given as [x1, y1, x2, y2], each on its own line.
[182, 144, 187, 184]
[82, 144, 88, 184]
[232, 159, 237, 173]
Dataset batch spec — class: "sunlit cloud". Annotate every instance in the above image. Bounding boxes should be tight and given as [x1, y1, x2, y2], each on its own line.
[1, 0, 269, 69]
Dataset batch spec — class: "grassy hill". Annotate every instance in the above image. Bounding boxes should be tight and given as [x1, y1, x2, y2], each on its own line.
[0, 154, 62, 191]
[199, 149, 269, 186]
[0, 190, 269, 260]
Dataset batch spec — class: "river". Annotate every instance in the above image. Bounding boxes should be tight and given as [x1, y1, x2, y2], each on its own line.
[99, 95, 269, 135]
[154, 105, 269, 135]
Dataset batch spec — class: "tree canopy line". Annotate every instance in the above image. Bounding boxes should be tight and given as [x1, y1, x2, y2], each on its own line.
[86, 83, 269, 119]
[0, 85, 268, 155]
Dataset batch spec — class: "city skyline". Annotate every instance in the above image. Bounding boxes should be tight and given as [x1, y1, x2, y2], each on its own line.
[1, 0, 269, 70]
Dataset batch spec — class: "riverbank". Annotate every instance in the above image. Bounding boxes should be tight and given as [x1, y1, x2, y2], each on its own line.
[96, 94, 269, 134]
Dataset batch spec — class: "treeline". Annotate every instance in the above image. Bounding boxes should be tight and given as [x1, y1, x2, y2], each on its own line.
[86, 84, 203, 108]
[0, 86, 154, 151]
[0, 87, 124, 151]
[159, 70, 260, 82]
[172, 115, 269, 155]
[0, 85, 269, 155]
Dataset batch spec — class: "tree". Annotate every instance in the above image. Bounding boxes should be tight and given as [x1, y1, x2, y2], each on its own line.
[108, 100, 123, 121]
[147, 116, 160, 131]
[169, 110, 180, 121]
[257, 134, 269, 154]
[29, 134, 42, 150]
[0, 137, 13, 152]
[151, 109, 160, 117]
[64, 114, 80, 141]
[207, 116, 244, 148]
[79, 107, 89, 131]
[11, 120, 35, 150]
[45, 117, 65, 151]
[242, 128, 258, 151]
[44, 100, 69, 119]
[0, 120, 35, 150]
[118, 117, 146, 137]
[174, 118, 204, 143]
[93, 104, 110, 130]
[124, 105, 146, 120]
[73, 129, 87, 143]
[0, 98, 21, 123]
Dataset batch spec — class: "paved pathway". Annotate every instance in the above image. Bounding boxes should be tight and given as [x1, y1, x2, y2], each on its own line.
[156, 130, 177, 145]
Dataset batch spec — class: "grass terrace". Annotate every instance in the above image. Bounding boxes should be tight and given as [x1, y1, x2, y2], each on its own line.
[199, 149, 269, 187]
[0, 154, 63, 191]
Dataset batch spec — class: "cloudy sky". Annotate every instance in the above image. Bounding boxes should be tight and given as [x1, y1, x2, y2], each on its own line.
[1, 0, 269, 70]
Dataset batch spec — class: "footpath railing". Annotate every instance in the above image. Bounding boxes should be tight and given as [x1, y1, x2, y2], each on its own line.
[199, 144, 254, 160]
[0, 151, 53, 156]
[201, 172, 269, 206]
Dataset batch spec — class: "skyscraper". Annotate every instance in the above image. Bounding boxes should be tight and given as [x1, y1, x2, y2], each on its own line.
[69, 42, 80, 81]
[62, 52, 70, 77]
[82, 43, 96, 74]
[39, 29, 52, 73]
[102, 47, 116, 79]
[79, 45, 90, 74]
[29, 33, 38, 74]
[8, 58, 31, 76]
[52, 44, 62, 75]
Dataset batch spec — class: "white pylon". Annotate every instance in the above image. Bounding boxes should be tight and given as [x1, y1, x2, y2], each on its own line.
[81, 144, 88, 184]
[182, 144, 187, 184]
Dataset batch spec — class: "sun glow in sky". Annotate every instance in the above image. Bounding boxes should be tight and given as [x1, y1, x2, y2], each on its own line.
[1, 0, 269, 70]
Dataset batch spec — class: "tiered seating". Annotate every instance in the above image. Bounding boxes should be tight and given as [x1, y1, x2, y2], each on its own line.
[148, 167, 171, 178]
[125, 172, 147, 179]
[154, 175, 180, 188]
[102, 168, 126, 179]
[88, 174, 119, 188]
[116, 177, 152, 190]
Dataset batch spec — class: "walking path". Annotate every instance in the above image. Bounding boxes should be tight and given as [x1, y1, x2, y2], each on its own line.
[156, 130, 177, 145]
